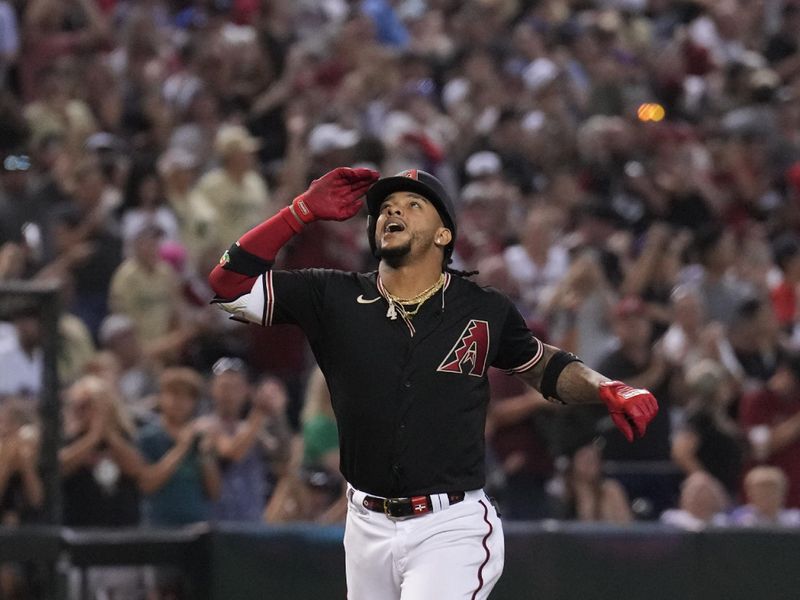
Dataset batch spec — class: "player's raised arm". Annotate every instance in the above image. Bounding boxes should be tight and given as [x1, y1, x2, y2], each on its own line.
[516, 343, 659, 442]
[207, 167, 379, 301]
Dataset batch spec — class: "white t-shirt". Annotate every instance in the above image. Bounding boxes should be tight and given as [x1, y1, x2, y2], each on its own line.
[0, 322, 42, 398]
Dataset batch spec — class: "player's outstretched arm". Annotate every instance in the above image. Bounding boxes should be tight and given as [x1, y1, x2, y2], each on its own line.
[517, 344, 658, 442]
[208, 167, 379, 300]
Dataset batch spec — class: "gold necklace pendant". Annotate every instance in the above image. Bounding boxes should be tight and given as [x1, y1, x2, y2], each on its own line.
[384, 273, 446, 320]
[385, 273, 445, 305]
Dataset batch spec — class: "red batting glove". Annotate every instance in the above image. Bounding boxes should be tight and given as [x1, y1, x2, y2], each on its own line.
[291, 167, 380, 224]
[598, 381, 659, 442]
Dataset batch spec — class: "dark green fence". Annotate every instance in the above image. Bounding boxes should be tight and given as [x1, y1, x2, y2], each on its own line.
[3, 523, 800, 599]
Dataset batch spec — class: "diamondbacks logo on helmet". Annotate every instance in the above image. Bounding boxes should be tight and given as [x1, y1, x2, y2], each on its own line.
[401, 169, 419, 180]
[437, 320, 490, 377]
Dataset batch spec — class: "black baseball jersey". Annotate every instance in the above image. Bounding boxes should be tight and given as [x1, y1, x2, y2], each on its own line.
[217, 269, 543, 497]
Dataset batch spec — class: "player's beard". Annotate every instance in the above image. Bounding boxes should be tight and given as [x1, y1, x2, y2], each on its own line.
[376, 238, 413, 267]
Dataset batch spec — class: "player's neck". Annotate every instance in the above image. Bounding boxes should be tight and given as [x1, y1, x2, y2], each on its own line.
[378, 257, 443, 300]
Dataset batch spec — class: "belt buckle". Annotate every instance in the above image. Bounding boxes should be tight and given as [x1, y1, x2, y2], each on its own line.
[383, 497, 404, 518]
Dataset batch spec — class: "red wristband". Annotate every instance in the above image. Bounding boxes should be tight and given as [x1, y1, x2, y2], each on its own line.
[291, 195, 315, 224]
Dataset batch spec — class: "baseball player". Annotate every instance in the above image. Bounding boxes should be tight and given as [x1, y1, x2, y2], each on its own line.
[208, 167, 658, 599]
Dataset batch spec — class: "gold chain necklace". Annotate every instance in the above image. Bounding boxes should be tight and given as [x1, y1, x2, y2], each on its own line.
[384, 273, 445, 319]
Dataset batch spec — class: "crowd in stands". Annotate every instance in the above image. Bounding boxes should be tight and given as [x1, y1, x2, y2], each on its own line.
[3, 1, 800, 590]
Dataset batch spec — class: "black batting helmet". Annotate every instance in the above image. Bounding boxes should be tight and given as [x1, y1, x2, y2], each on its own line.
[365, 169, 457, 259]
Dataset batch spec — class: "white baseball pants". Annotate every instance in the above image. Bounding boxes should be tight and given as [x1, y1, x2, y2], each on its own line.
[344, 487, 504, 599]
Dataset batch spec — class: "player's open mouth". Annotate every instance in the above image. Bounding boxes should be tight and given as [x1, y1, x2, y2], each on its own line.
[384, 221, 406, 234]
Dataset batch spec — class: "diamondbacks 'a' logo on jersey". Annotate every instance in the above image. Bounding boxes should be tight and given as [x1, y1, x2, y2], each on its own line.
[437, 320, 490, 377]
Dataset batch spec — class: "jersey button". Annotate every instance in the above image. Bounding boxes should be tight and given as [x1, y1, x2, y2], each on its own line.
[403, 381, 412, 389]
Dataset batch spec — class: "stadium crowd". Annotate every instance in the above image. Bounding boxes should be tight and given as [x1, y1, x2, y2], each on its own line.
[2, 1, 800, 591]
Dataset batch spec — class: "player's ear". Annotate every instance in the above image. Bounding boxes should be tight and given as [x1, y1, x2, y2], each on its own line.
[435, 228, 452, 247]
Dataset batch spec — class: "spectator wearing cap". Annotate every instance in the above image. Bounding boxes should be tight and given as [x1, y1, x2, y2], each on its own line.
[120, 165, 180, 259]
[307, 122, 361, 177]
[191, 124, 274, 253]
[739, 351, 800, 508]
[108, 223, 183, 345]
[463, 150, 502, 183]
[158, 148, 220, 274]
[204, 358, 291, 522]
[138, 367, 220, 525]
[456, 178, 513, 265]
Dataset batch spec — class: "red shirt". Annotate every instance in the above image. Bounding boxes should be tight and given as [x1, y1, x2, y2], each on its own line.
[739, 388, 800, 507]
[770, 281, 796, 328]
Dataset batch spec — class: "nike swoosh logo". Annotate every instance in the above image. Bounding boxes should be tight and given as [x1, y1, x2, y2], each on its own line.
[356, 295, 382, 304]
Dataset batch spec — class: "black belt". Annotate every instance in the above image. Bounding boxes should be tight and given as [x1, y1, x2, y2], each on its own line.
[361, 492, 466, 518]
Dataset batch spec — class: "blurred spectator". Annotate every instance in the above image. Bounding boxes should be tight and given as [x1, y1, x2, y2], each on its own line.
[157, 147, 219, 275]
[191, 124, 274, 254]
[23, 63, 97, 152]
[265, 367, 345, 524]
[0, 149, 48, 277]
[41, 158, 123, 338]
[589, 295, 677, 517]
[108, 224, 182, 343]
[541, 250, 616, 369]
[549, 436, 633, 524]
[660, 472, 730, 531]
[502, 205, 570, 321]
[0, 399, 43, 521]
[205, 358, 291, 522]
[138, 367, 220, 525]
[97, 314, 157, 417]
[0, 2, 18, 89]
[59, 375, 142, 527]
[739, 351, 800, 508]
[681, 225, 750, 328]
[120, 165, 180, 257]
[0, 308, 43, 400]
[56, 291, 97, 386]
[725, 296, 783, 388]
[729, 466, 800, 527]
[20, 0, 110, 102]
[620, 223, 691, 337]
[6, 0, 800, 536]
[769, 234, 800, 335]
[661, 284, 723, 374]
[671, 359, 746, 497]
[0, 399, 42, 600]
[486, 368, 558, 520]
